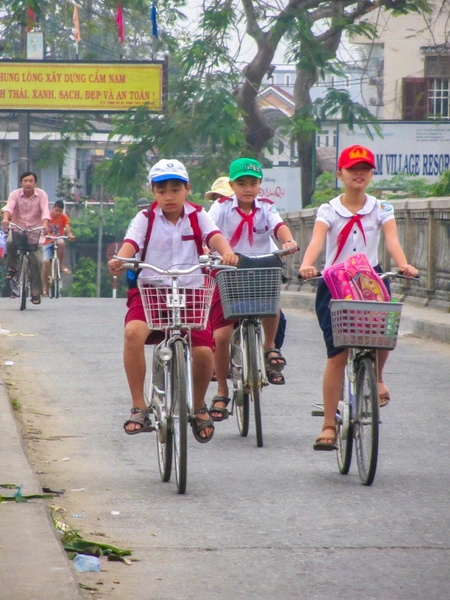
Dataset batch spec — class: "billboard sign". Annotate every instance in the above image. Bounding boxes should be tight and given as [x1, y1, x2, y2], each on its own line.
[259, 167, 302, 212]
[0, 61, 164, 112]
[337, 121, 450, 183]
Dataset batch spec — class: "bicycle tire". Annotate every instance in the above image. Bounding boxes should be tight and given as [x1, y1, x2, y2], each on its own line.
[51, 258, 60, 299]
[171, 339, 188, 494]
[354, 356, 379, 486]
[246, 321, 263, 448]
[151, 347, 173, 483]
[336, 396, 353, 475]
[19, 254, 27, 311]
[231, 329, 249, 437]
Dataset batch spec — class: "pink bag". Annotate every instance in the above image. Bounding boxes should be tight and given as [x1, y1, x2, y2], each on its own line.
[324, 253, 390, 302]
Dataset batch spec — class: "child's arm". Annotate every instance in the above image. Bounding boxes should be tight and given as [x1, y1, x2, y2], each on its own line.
[299, 221, 328, 278]
[382, 220, 418, 277]
[276, 224, 298, 253]
[209, 233, 239, 266]
[108, 242, 137, 275]
[64, 223, 75, 241]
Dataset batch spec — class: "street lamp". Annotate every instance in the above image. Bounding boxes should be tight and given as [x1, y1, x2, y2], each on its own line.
[0, 157, 29, 202]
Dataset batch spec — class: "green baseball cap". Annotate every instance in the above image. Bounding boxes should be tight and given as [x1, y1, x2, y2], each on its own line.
[229, 157, 263, 181]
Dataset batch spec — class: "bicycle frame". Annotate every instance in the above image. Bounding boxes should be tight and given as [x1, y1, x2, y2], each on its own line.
[231, 317, 267, 399]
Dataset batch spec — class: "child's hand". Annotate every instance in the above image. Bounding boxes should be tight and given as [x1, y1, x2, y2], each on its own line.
[221, 253, 239, 266]
[399, 264, 419, 278]
[299, 266, 318, 279]
[282, 241, 298, 254]
[108, 258, 124, 275]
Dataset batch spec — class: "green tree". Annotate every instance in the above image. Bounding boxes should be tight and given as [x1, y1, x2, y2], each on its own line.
[429, 170, 450, 197]
[67, 256, 97, 297]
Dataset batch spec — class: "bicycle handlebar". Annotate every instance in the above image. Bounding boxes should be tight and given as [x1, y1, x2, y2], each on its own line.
[45, 235, 69, 240]
[113, 254, 232, 275]
[298, 269, 420, 282]
[9, 224, 44, 233]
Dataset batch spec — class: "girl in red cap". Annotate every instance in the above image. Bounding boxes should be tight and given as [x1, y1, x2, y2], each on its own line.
[299, 145, 418, 451]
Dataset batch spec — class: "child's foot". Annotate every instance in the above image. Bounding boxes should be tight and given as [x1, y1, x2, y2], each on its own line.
[378, 382, 390, 407]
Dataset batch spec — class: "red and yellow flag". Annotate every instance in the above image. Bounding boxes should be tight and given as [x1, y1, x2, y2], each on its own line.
[73, 4, 81, 43]
[26, 7, 35, 32]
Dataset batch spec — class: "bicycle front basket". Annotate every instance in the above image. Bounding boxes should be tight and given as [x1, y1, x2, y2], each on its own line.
[138, 273, 216, 331]
[216, 267, 282, 319]
[12, 229, 40, 252]
[330, 299, 403, 350]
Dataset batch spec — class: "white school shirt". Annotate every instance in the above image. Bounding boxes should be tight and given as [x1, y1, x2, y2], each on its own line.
[124, 202, 221, 279]
[208, 195, 284, 253]
[316, 194, 395, 268]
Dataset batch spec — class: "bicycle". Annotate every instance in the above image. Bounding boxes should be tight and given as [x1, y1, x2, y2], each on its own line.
[310, 268, 419, 485]
[215, 250, 288, 448]
[115, 255, 218, 495]
[45, 235, 68, 299]
[8, 224, 44, 311]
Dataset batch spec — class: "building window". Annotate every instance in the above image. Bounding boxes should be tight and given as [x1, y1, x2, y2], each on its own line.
[429, 78, 450, 119]
[290, 141, 298, 158]
[402, 78, 428, 120]
[317, 130, 329, 147]
[278, 140, 285, 155]
[333, 130, 337, 147]
[285, 75, 290, 87]
[346, 76, 350, 88]
[331, 76, 335, 88]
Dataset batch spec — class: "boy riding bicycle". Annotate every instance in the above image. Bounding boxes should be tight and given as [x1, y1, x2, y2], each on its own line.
[108, 159, 238, 442]
[207, 157, 298, 422]
[299, 145, 418, 451]
[43, 200, 76, 296]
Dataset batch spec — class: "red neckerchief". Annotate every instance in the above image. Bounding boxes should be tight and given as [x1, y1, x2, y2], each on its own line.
[334, 214, 366, 263]
[230, 207, 257, 248]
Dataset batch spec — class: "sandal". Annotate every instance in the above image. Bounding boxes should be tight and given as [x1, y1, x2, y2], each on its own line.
[191, 406, 214, 444]
[313, 425, 337, 451]
[209, 396, 230, 422]
[123, 408, 154, 435]
[31, 294, 41, 305]
[5, 268, 17, 280]
[267, 370, 285, 385]
[379, 393, 390, 408]
[264, 348, 287, 371]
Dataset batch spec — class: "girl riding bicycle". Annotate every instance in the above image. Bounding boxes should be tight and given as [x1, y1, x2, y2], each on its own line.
[299, 145, 418, 451]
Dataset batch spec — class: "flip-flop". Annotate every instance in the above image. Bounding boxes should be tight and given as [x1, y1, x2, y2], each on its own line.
[379, 393, 390, 408]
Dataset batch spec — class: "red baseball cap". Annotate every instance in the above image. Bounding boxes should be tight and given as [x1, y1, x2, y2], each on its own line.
[338, 145, 375, 169]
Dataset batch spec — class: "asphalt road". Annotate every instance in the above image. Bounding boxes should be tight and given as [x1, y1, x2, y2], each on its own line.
[1, 297, 449, 600]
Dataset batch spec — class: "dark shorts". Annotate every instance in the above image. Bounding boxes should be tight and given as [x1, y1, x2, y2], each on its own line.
[125, 287, 214, 349]
[316, 265, 391, 358]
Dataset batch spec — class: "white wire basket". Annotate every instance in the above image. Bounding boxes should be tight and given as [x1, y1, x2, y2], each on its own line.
[216, 267, 282, 319]
[138, 274, 216, 330]
[330, 299, 403, 350]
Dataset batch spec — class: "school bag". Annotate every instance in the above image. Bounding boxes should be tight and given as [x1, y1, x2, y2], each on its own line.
[323, 253, 390, 302]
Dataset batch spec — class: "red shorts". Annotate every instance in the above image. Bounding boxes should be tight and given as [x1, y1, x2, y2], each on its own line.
[210, 286, 237, 332]
[125, 287, 214, 349]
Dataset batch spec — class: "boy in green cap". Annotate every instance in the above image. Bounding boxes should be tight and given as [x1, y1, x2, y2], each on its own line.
[207, 157, 297, 421]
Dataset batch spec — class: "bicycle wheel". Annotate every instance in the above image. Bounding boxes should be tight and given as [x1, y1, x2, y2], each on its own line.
[246, 321, 263, 448]
[152, 348, 173, 483]
[51, 258, 60, 299]
[231, 329, 249, 437]
[19, 255, 28, 311]
[336, 396, 353, 475]
[354, 356, 379, 486]
[171, 339, 188, 494]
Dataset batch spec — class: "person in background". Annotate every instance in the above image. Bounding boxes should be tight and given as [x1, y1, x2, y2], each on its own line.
[205, 177, 234, 202]
[1, 171, 50, 305]
[42, 200, 75, 296]
[137, 197, 150, 211]
[299, 144, 418, 451]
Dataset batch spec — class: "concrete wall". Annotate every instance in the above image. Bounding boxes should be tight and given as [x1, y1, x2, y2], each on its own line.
[281, 197, 450, 310]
